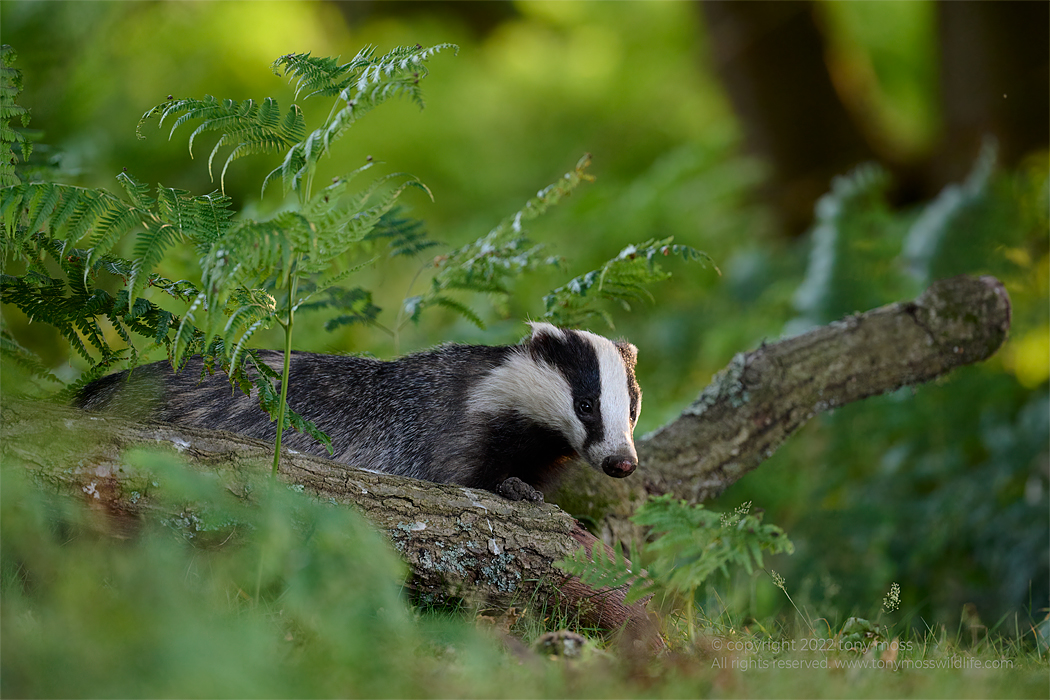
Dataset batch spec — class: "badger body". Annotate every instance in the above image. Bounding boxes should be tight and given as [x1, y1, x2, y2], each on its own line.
[76, 323, 642, 498]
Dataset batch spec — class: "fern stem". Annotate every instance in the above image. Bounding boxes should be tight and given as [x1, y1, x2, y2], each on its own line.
[270, 256, 300, 480]
[393, 262, 429, 355]
[686, 587, 697, 644]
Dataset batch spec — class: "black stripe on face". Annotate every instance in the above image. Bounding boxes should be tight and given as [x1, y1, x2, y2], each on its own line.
[528, 329, 604, 448]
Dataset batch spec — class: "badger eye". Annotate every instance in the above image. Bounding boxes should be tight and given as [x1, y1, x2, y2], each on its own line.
[576, 398, 594, 416]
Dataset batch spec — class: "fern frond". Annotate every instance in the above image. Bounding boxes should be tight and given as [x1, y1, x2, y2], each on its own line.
[170, 292, 207, 370]
[554, 540, 642, 596]
[156, 186, 234, 249]
[24, 180, 62, 240]
[227, 317, 267, 382]
[272, 49, 375, 100]
[116, 170, 155, 210]
[1, 45, 32, 186]
[299, 172, 430, 273]
[46, 184, 84, 237]
[308, 257, 378, 298]
[299, 287, 381, 332]
[71, 288, 115, 356]
[0, 182, 24, 240]
[1, 179, 173, 285]
[84, 204, 145, 276]
[89, 248, 201, 303]
[200, 217, 297, 294]
[127, 220, 181, 313]
[294, 258, 377, 309]
[441, 154, 594, 285]
[272, 44, 457, 102]
[152, 308, 175, 344]
[7, 236, 200, 367]
[223, 287, 277, 371]
[401, 156, 592, 326]
[430, 296, 485, 329]
[364, 208, 438, 258]
[629, 495, 794, 599]
[0, 182, 138, 261]
[62, 189, 112, 245]
[266, 44, 456, 196]
[106, 306, 138, 365]
[0, 323, 61, 383]
[903, 141, 997, 284]
[542, 237, 716, 328]
[1, 274, 90, 362]
[241, 350, 333, 454]
[52, 352, 129, 403]
[139, 96, 306, 193]
[793, 164, 894, 325]
[189, 216, 300, 351]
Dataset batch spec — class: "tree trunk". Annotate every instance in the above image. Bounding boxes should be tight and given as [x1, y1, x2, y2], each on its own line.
[698, 0, 875, 237]
[1, 275, 1010, 642]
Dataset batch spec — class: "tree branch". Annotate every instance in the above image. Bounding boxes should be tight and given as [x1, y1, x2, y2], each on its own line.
[642, 274, 1011, 501]
[548, 275, 1011, 542]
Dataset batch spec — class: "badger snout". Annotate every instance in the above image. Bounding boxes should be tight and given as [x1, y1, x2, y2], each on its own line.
[601, 454, 637, 478]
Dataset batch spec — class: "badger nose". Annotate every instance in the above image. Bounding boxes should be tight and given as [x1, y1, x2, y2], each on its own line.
[602, 455, 637, 478]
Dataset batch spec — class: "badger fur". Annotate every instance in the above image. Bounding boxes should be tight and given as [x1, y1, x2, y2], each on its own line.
[75, 323, 642, 501]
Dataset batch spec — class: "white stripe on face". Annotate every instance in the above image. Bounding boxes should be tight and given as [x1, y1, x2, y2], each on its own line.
[465, 350, 586, 448]
[579, 330, 637, 463]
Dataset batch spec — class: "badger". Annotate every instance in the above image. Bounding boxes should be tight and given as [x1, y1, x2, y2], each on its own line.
[75, 322, 642, 501]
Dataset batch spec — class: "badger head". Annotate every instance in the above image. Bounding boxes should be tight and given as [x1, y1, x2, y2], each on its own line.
[470, 322, 642, 479]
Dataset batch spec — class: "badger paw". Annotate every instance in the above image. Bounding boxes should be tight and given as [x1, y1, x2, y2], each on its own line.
[498, 477, 544, 503]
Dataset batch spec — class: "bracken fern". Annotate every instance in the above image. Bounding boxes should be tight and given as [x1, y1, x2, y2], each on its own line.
[543, 237, 718, 328]
[556, 495, 792, 644]
[2, 42, 714, 481]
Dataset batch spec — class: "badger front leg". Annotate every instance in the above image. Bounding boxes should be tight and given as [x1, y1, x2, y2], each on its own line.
[497, 477, 544, 503]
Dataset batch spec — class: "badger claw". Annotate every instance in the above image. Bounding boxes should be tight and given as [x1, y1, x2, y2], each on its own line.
[498, 477, 544, 503]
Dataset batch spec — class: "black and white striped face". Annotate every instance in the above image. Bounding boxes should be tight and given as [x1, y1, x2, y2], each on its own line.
[468, 322, 641, 478]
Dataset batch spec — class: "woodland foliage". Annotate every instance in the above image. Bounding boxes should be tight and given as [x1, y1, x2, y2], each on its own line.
[1, 24, 1047, 698]
[0, 44, 710, 459]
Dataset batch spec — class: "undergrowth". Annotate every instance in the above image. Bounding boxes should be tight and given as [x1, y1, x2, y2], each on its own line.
[3, 440, 1044, 699]
[2, 40, 1047, 700]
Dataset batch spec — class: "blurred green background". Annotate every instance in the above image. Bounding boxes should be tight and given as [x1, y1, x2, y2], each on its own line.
[2, 0, 1047, 652]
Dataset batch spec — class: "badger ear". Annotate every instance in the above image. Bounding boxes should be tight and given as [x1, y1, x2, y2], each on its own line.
[524, 322, 565, 363]
[616, 341, 638, 370]
[526, 321, 564, 341]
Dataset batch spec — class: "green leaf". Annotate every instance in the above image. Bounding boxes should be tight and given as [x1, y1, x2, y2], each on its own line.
[542, 237, 716, 328]
[0, 324, 61, 383]
[139, 96, 307, 193]
[1, 45, 31, 186]
[265, 44, 456, 196]
[156, 186, 234, 249]
[404, 155, 594, 326]
[127, 220, 181, 313]
[116, 170, 155, 210]
[429, 296, 485, 329]
[554, 540, 640, 596]
[84, 204, 144, 279]
[363, 208, 438, 258]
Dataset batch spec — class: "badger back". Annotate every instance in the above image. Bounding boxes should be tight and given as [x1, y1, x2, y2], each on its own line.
[466, 322, 641, 480]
